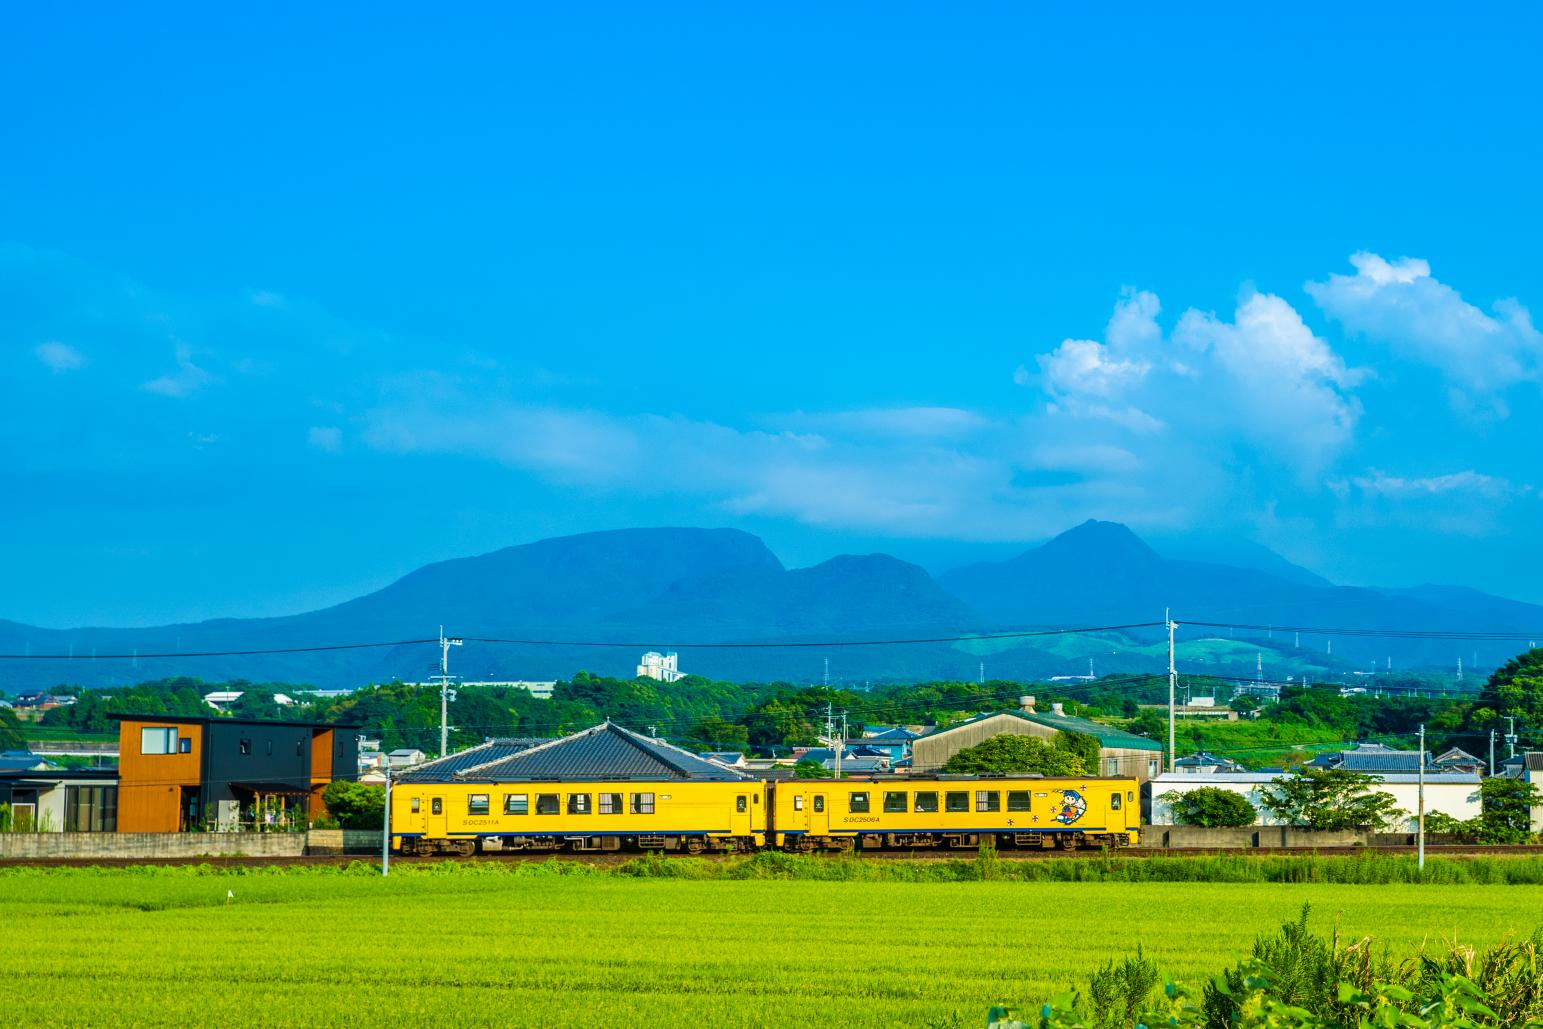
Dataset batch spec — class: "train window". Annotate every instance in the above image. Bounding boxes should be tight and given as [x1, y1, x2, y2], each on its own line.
[411, 798, 420, 813]
[883, 792, 908, 813]
[468, 794, 490, 816]
[504, 794, 528, 815]
[1007, 791, 1031, 812]
[630, 793, 655, 814]
[793, 796, 804, 811]
[976, 791, 1000, 813]
[1128, 791, 1134, 803]
[914, 791, 938, 813]
[848, 792, 870, 813]
[945, 792, 969, 813]
[813, 796, 825, 813]
[1111, 794, 1121, 810]
[431, 798, 443, 815]
[567, 794, 592, 815]
[736, 796, 747, 813]
[536, 794, 559, 815]
[599, 793, 622, 814]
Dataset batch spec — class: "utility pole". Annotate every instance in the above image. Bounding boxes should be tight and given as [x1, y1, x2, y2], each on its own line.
[1507, 717, 1518, 759]
[1417, 723, 1426, 873]
[438, 627, 463, 758]
[381, 764, 391, 877]
[839, 711, 848, 780]
[1167, 609, 1177, 773]
[1489, 729, 1496, 778]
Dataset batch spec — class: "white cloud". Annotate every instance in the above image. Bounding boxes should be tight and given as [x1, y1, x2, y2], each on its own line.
[779, 406, 988, 440]
[33, 341, 85, 372]
[142, 343, 215, 397]
[308, 426, 343, 452]
[1338, 468, 1523, 500]
[1306, 251, 1543, 395]
[1037, 339, 1151, 399]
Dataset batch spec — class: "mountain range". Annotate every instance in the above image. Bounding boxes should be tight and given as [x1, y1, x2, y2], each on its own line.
[4, 521, 1541, 691]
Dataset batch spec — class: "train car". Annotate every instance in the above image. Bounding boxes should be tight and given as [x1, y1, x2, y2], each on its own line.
[769, 775, 1138, 851]
[392, 778, 769, 855]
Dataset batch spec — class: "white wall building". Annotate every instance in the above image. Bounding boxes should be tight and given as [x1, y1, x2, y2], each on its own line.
[1149, 771, 1482, 832]
[636, 651, 685, 683]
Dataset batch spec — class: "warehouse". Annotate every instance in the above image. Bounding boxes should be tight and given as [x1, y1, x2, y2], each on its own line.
[910, 697, 1163, 781]
[112, 714, 360, 832]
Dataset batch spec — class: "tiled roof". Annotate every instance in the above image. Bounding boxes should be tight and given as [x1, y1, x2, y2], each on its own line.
[455, 723, 753, 782]
[394, 738, 545, 783]
[917, 709, 1163, 752]
[1525, 752, 1543, 773]
[1339, 750, 1432, 772]
[864, 727, 920, 741]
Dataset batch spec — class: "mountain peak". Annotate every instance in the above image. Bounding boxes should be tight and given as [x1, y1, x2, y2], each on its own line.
[1041, 520, 1159, 561]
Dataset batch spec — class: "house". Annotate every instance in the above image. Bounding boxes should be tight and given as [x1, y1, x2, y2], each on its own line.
[858, 727, 920, 763]
[0, 768, 119, 832]
[1524, 752, 1543, 834]
[791, 746, 891, 773]
[1307, 743, 1433, 774]
[1433, 748, 1487, 776]
[386, 749, 427, 768]
[0, 750, 51, 772]
[1173, 751, 1246, 774]
[111, 714, 360, 832]
[700, 752, 748, 769]
[910, 696, 1164, 781]
[393, 737, 548, 784]
[1148, 769, 1482, 832]
[636, 651, 686, 683]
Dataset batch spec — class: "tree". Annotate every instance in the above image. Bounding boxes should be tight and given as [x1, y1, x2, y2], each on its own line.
[0, 708, 25, 750]
[1258, 767, 1404, 831]
[321, 780, 384, 830]
[683, 716, 749, 750]
[1470, 647, 1543, 736]
[1477, 776, 1542, 844]
[1054, 729, 1101, 775]
[794, 759, 832, 779]
[1163, 786, 1257, 827]
[942, 733, 1086, 776]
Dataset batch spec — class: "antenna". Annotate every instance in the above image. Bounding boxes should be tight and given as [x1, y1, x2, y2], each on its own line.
[823, 657, 829, 687]
[1457, 656, 1463, 682]
[978, 661, 984, 685]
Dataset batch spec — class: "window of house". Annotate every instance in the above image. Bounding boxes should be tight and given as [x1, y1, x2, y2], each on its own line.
[296, 741, 304, 757]
[179, 737, 192, 754]
[848, 792, 870, 813]
[883, 791, 908, 813]
[813, 796, 825, 812]
[630, 792, 655, 814]
[599, 793, 622, 814]
[266, 740, 274, 756]
[431, 798, 443, 815]
[239, 738, 251, 756]
[536, 794, 560, 815]
[505, 794, 528, 815]
[736, 795, 747, 813]
[1149, 759, 1160, 776]
[1111, 794, 1121, 810]
[1007, 790, 1032, 812]
[914, 791, 938, 813]
[411, 797, 421, 813]
[976, 791, 1001, 813]
[793, 795, 804, 811]
[468, 794, 490, 816]
[64, 786, 117, 832]
[945, 791, 969, 813]
[140, 727, 177, 755]
[567, 794, 592, 815]
[1106, 758, 1119, 775]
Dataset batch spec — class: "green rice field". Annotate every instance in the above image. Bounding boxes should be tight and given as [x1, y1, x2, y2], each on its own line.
[3, 860, 1540, 1027]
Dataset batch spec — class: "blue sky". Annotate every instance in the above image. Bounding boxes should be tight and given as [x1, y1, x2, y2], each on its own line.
[4, 5, 1543, 626]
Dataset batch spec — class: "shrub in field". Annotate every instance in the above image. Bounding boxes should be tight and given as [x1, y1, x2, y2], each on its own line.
[1163, 787, 1258, 827]
[1258, 768, 1404, 831]
[996, 906, 1543, 1029]
[942, 734, 1085, 776]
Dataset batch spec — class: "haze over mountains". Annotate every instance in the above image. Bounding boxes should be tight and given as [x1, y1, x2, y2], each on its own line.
[4, 522, 1541, 691]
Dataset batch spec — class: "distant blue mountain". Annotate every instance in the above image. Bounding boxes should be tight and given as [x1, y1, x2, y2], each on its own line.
[3, 521, 1540, 690]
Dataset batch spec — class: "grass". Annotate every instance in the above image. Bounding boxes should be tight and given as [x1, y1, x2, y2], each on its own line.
[2, 861, 1540, 1027]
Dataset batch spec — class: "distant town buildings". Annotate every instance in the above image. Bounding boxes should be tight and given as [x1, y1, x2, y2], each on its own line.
[399, 681, 557, 700]
[636, 651, 685, 683]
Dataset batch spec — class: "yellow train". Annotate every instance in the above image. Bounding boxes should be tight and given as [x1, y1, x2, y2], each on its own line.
[390, 774, 1137, 855]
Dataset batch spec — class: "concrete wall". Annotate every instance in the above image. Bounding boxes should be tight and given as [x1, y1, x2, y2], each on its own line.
[0, 832, 306, 859]
[305, 829, 382, 855]
[1139, 825, 1371, 848]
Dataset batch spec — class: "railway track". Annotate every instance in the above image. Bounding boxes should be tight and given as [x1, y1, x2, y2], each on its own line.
[2, 844, 1539, 868]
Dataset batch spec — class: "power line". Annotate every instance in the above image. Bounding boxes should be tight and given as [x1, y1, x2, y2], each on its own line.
[1184, 621, 1543, 641]
[0, 639, 439, 660]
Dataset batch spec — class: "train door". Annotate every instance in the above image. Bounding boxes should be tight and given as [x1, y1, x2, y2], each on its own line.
[427, 794, 447, 837]
[731, 792, 752, 836]
[808, 792, 828, 835]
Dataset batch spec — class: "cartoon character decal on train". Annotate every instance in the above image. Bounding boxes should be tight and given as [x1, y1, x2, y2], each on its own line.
[1053, 788, 1088, 825]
